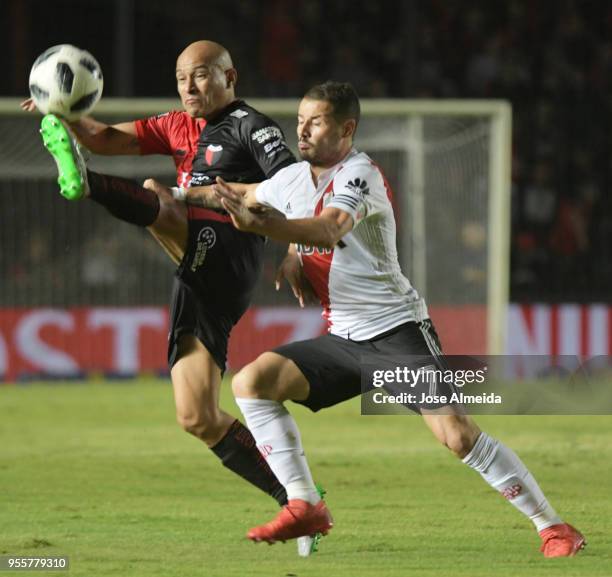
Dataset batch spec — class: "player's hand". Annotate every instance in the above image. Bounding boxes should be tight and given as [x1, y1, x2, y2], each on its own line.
[275, 251, 317, 308]
[142, 178, 178, 202]
[143, 178, 172, 199]
[20, 98, 38, 113]
[214, 177, 260, 231]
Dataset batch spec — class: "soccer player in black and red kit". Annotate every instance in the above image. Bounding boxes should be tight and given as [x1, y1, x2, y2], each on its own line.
[28, 42, 295, 514]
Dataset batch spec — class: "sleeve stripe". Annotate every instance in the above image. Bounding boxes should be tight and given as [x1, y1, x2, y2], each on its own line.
[330, 194, 360, 209]
[329, 202, 359, 212]
[328, 201, 360, 213]
[333, 193, 360, 206]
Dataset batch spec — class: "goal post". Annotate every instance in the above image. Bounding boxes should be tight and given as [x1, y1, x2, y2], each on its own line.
[0, 97, 511, 355]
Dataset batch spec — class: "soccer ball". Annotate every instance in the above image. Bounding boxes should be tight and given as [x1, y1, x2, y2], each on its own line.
[29, 44, 103, 121]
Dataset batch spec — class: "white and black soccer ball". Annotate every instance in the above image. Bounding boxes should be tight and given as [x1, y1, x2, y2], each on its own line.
[29, 44, 103, 121]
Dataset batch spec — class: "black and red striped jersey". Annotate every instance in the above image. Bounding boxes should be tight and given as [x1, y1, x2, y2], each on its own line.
[134, 99, 295, 188]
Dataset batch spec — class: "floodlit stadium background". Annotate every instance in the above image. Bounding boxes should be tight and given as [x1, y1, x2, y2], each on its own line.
[1, 3, 611, 577]
[2, 1, 610, 379]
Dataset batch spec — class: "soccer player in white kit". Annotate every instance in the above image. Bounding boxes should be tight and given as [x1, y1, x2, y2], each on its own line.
[214, 82, 585, 557]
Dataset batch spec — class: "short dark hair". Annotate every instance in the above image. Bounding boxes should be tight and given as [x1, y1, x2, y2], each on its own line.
[304, 81, 361, 127]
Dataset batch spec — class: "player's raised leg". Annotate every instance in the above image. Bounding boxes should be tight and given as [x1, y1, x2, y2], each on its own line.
[422, 411, 586, 557]
[40, 114, 289, 507]
[232, 352, 333, 543]
[171, 336, 287, 506]
[40, 114, 164, 226]
[40, 114, 90, 200]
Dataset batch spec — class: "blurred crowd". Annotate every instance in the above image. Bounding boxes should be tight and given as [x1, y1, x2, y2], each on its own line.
[3, 0, 611, 301]
[241, 0, 611, 301]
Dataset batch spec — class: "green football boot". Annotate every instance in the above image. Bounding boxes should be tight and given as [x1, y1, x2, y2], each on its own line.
[297, 484, 327, 557]
[40, 114, 89, 200]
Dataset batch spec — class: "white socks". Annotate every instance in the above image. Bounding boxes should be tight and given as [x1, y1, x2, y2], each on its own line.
[236, 400, 560, 527]
[235, 398, 320, 505]
[463, 432, 562, 531]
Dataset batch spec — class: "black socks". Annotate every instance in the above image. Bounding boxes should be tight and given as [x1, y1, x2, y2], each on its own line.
[87, 171, 160, 227]
[211, 420, 288, 506]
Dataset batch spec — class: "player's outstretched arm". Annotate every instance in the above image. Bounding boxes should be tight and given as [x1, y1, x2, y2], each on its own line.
[181, 181, 260, 210]
[68, 117, 141, 156]
[20, 97, 140, 155]
[215, 177, 353, 247]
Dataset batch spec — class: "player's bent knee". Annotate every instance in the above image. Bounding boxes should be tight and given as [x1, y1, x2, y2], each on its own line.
[232, 364, 263, 399]
[445, 421, 480, 457]
[176, 406, 224, 442]
[155, 193, 186, 227]
[232, 353, 283, 400]
[443, 428, 477, 457]
[427, 414, 480, 457]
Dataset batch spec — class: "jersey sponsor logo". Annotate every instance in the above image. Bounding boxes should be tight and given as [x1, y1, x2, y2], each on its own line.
[296, 243, 333, 256]
[263, 137, 285, 158]
[251, 125, 283, 144]
[155, 112, 170, 118]
[190, 172, 212, 185]
[345, 177, 370, 196]
[205, 144, 223, 166]
[501, 483, 523, 500]
[191, 226, 217, 272]
[230, 108, 249, 119]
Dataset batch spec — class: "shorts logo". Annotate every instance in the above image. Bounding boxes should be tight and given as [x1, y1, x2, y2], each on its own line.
[191, 227, 217, 272]
[198, 227, 217, 249]
[205, 144, 223, 166]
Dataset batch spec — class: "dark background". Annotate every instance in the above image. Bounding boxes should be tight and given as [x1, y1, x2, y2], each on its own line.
[2, 0, 611, 302]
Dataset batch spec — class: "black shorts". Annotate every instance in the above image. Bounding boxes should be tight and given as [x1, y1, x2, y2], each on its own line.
[168, 210, 264, 373]
[273, 319, 456, 413]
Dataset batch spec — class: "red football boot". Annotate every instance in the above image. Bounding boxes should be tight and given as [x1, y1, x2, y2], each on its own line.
[539, 523, 586, 557]
[247, 499, 333, 544]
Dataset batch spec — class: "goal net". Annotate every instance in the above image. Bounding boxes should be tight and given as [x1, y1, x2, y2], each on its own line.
[0, 98, 510, 378]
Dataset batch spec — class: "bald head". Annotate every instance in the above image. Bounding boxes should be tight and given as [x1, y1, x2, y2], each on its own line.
[177, 40, 233, 71]
[175, 40, 237, 119]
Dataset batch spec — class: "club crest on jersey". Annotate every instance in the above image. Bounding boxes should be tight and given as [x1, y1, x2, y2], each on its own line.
[191, 226, 217, 272]
[205, 144, 223, 166]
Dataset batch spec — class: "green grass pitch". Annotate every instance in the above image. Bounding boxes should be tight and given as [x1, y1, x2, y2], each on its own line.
[1, 379, 610, 577]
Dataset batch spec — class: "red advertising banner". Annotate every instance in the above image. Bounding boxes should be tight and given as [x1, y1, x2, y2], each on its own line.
[0, 306, 327, 381]
[0, 304, 609, 380]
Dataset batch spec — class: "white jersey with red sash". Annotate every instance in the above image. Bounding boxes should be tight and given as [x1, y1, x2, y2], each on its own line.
[255, 148, 428, 340]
